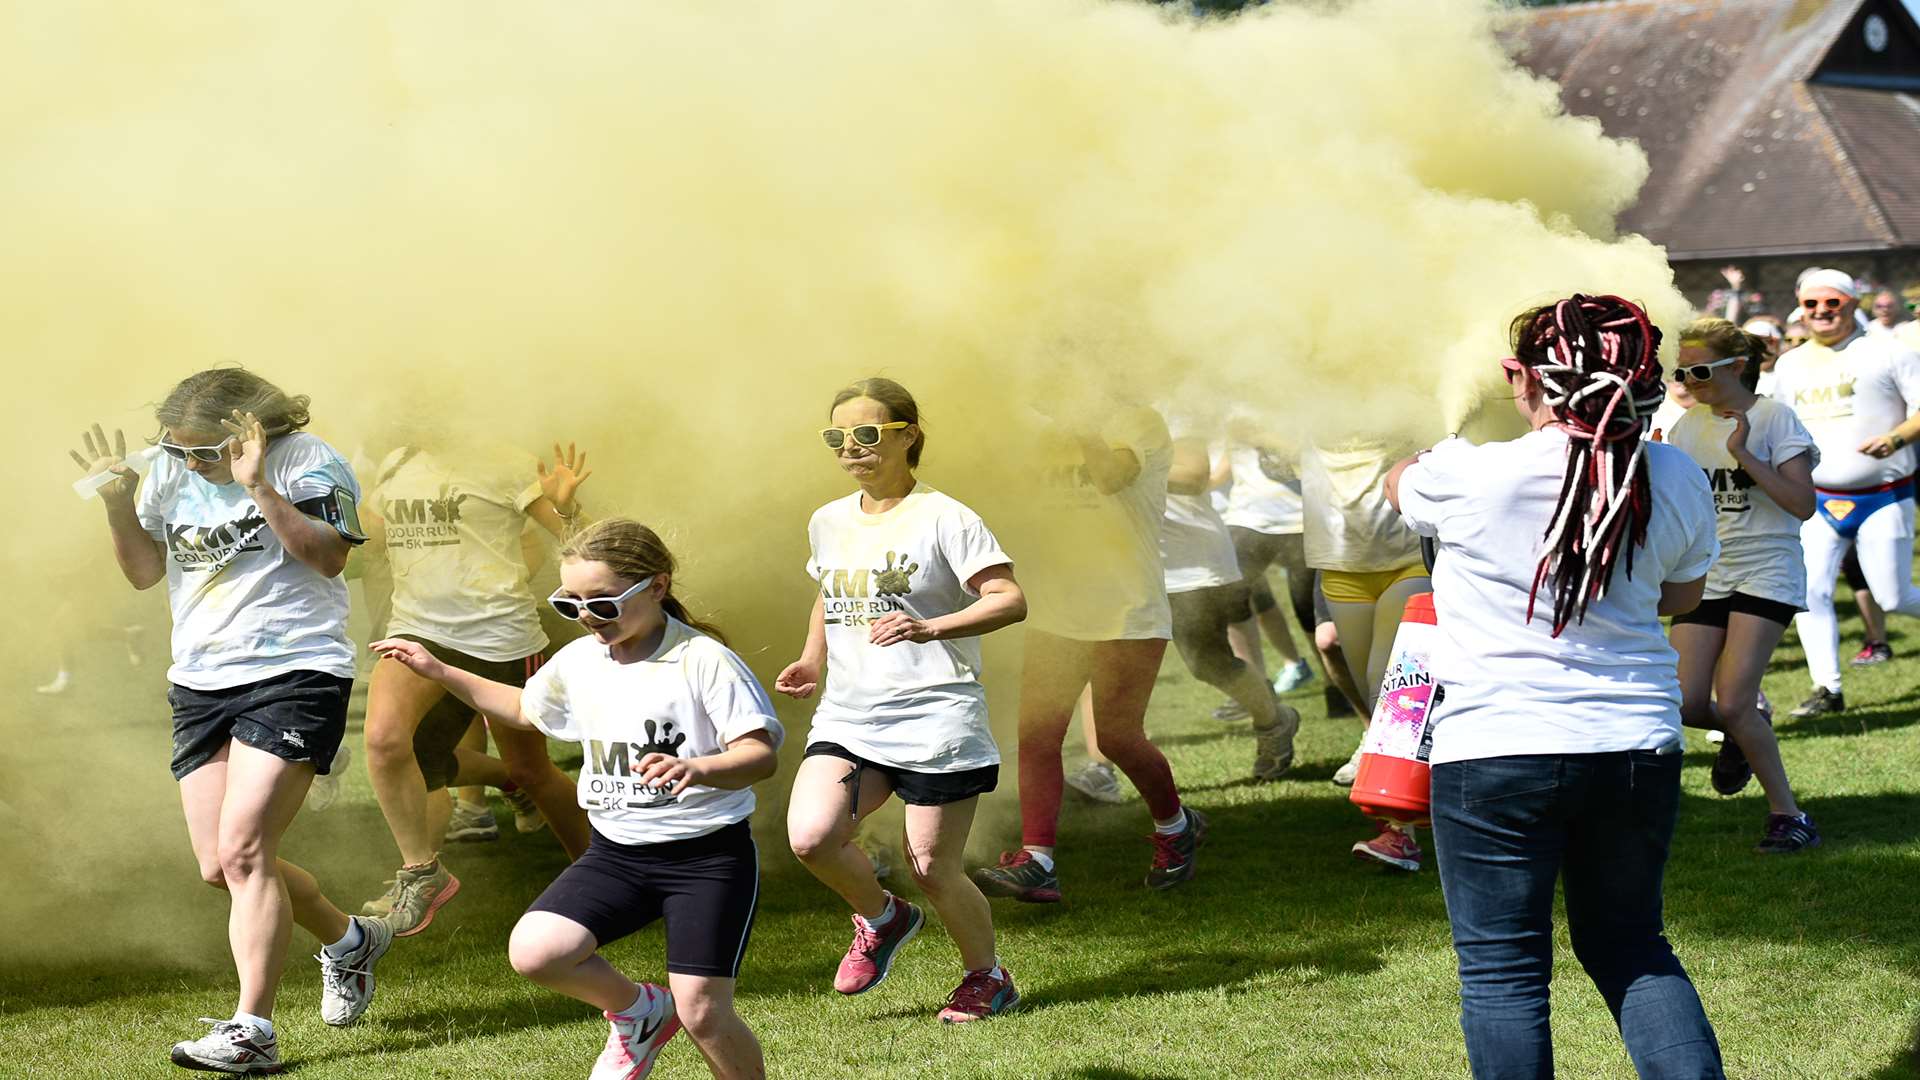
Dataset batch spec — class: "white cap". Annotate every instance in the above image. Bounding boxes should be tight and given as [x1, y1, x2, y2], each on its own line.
[1797, 268, 1859, 298]
[1742, 319, 1781, 339]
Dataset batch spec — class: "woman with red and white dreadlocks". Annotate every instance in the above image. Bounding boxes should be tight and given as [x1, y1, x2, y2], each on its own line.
[1384, 295, 1725, 1077]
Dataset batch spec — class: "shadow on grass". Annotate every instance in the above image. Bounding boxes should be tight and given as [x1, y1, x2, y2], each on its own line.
[1861, 1012, 1920, 1079]
[0, 955, 208, 1014]
[1068, 1069, 1185, 1080]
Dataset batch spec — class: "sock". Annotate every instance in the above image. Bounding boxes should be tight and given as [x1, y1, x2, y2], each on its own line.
[323, 918, 365, 959]
[969, 958, 1006, 981]
[1153, 808, 1187, 835]
[617, 985, 650, 1018]
[1021, 847, 1055, 873]
[858, 894, 898, 930]
[233, 1011, 274, 1039]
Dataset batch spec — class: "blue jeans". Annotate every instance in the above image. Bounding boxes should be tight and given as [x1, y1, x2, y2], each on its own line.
[1430, 750, 1723, 1080]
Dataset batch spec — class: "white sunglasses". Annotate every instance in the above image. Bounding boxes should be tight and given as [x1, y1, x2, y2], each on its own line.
[547, 576, 656, 621]
[1674, 357, 1741, 383]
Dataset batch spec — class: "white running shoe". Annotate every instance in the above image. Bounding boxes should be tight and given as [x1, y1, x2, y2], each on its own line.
[592, 983, 681, 1080]
[304, 745, 351, 813]
[502, 786, 546, 834]
[169, 1017, 280, 1074]
[1705, 729, 1725, 745]
[1065, 761, 1126, 804]
[1331, 744, 1364, 787]
[1272, 659, 1315, 694]
[317, 915, 394, 1027]
[446, 801, 500, 843]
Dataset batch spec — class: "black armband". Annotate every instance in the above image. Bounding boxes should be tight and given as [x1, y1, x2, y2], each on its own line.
[295, 487, 369, 545]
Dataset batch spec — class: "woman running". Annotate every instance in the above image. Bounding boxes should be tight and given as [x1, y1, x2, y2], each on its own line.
[1390, 294, 1724, 1076]
[1303, 439, 1431, 871]
[1659, 318, 1822, 853]
[374, 518, 779, 1080]
[971, 397, 1204, 903]
[72, 369, 390, 1074]
[358, 440, 595, 935]
[777, 378, 1028, 1023]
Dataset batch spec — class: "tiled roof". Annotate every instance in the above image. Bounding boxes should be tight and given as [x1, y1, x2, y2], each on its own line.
[1507, 0, 1920, 258]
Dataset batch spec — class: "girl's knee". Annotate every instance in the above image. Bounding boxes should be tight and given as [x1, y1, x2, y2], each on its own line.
[363, 718, 416, 766]
[507, 925, 574, 981]
[675, 990, 735, 1042]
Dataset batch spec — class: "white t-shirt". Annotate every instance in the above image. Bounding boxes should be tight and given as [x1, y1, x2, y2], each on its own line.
[1770, 331, 1920, 489]
[1660, 398, 1818, 606]
[1221, 444, 1304, 535]
[1161, 490, 1242, 594]
[374, 447, 549, 662]
[1396, 430, 1718, 765]
[1302, 442, 1424, 573]
[804, 485, 1012, 771]
[1025, 407, 1173, 640]
[137, 432, 361, 691]
[520, 616, 785, 845]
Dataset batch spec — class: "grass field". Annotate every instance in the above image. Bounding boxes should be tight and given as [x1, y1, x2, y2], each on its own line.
[5, 591, 1919, 1079]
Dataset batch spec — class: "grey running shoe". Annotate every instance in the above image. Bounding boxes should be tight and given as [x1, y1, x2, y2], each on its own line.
[1253, 703, 1301, 782]
[1145, 807, 1208, 890]
[382, 860, 462, 938]
[1331, 744, 1364, 787]
[1755, 812, 1821, 854]
[169, 1017, 280, 1074]
[1065, 761, 1126, 804]
[502, 786, 546, 833]
[446, 801, 499, 843]
[304, 745, 351, 813]
[971, 850, 1062, 903]
[1790, 687, 1845, 719]
[317, 915, 394, 1027]
[359, 876, 403, 918]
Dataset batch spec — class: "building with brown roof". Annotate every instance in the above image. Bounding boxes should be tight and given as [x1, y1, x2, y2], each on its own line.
[1508, 0, 1920, 308]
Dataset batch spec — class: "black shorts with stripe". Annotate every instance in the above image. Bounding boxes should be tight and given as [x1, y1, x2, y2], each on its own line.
[525, 821, 760, 979]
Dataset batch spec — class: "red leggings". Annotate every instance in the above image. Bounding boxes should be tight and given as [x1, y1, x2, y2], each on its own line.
[1018, 633, 1181, 848]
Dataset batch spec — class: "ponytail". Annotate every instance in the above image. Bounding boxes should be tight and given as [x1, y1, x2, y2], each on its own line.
[560, 518, 729, 646]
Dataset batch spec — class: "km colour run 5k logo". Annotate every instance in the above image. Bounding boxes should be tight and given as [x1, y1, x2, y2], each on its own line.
[818, 551, 919, 628]
[384, 492, 470, 549]
[165, 512, 268, 571]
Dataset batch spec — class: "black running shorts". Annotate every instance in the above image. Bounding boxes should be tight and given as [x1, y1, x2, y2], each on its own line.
[168, 670, 353, 780]
[397, 635, 546, 791]
[525, 821, 760, 978]
[803, 742, 999, 809]
[1670, 592, 1802, 630]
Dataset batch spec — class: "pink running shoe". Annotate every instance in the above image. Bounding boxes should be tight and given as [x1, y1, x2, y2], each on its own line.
[1352, 821, 1422, 872]
[591, 983, 680, 1080]
[939, 966, 1022, 1024]
[833, 894, 925, 995]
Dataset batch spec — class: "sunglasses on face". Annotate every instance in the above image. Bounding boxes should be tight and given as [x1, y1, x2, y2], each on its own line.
[159, 438, 232, 464]
[820, 421, 909, 451]
[547, 575, 656, 622]
[1674, 356, 1741, 383]
[1801, 297, 1848, 312]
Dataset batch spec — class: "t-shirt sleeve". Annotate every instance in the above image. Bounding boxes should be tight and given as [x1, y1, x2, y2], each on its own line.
[1394, 438, 1473, 538]
[941, 507, 1013, 595]
[1107, 407, 1173, 472]
[134, 460, 173, 539]
[691, 642, 786, 752]
[519, 658, 578, 741]
[804, 509, 825, 581]
[1668, 462, 1719, 582]
[274, 436, 360, 503]
[514, 479, 543, 513]
[1763, 404, 1819, 471]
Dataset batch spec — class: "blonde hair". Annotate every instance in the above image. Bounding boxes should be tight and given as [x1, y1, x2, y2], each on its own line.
[1680, 317, 1767, 391]
[155, 368, 311, 439]
[559, 518, 728, 644]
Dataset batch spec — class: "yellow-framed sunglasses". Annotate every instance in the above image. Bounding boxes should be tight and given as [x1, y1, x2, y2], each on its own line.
[820, 421, 909, 450]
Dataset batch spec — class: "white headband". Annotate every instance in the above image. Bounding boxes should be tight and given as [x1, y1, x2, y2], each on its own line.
[1797, 268, 1858, 299]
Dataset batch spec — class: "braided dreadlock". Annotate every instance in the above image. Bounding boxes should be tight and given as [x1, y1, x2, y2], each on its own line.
[1510, 294, 1667, 636]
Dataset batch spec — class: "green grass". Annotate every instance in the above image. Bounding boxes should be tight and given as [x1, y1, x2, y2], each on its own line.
[5, 590, 1920, 1079]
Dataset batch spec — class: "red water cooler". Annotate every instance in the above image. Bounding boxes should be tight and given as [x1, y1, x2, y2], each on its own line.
[1348, 592, 1439, 826]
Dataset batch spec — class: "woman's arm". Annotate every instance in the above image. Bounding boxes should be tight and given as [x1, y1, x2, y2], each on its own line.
[1167, 438, 1212, 495]
[371, 637, 536, 730]
[637, 729, 778, 794]
[1722, 410, 1815, 521]
[1076, 435, 1142, 494]
[529, 441, 592, 538]
[774, 593, 829, 698]
[1659, 576, 1706, 617]
[72, 425, 166, 589]
[251, 483, 353, 578]
[1382, 452, 1424, 512]
[868, 565, 1025, 647]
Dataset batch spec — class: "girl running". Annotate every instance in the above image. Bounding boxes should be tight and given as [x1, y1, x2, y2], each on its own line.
[971, 397, 1204, 902]
[1659, 318, 1822, 853]
[1389, 294, 1723, 1076]
[374, 518, 779, 1080]
[72, 369, 389, 1074]
[776, 378, 1028, 1023]
[359, 440, 594, 935]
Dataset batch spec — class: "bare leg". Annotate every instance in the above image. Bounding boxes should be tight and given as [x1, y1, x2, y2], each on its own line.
[903, 799, 995, 971]
[669, 973, 765, 1080]
[1088, 639, 1181, 824]
[1717, 614, 1801, 817]
[495, 724, 590, 860]
[1073, 684, 1107, 763]
[1016, 632, 1094, 856]
[1249, 574, 1301, 664]
[454, 716, 489, 811]
[1315, 621, 1366, 715]
[1856, 587, 1887, 647]
[785, 755, 897, 920]
[365, 656, 447, 867]
[508, 911, 636, 1012]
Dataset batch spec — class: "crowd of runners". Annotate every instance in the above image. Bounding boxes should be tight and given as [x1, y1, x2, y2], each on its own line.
[68, 268, 1920, 1078]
